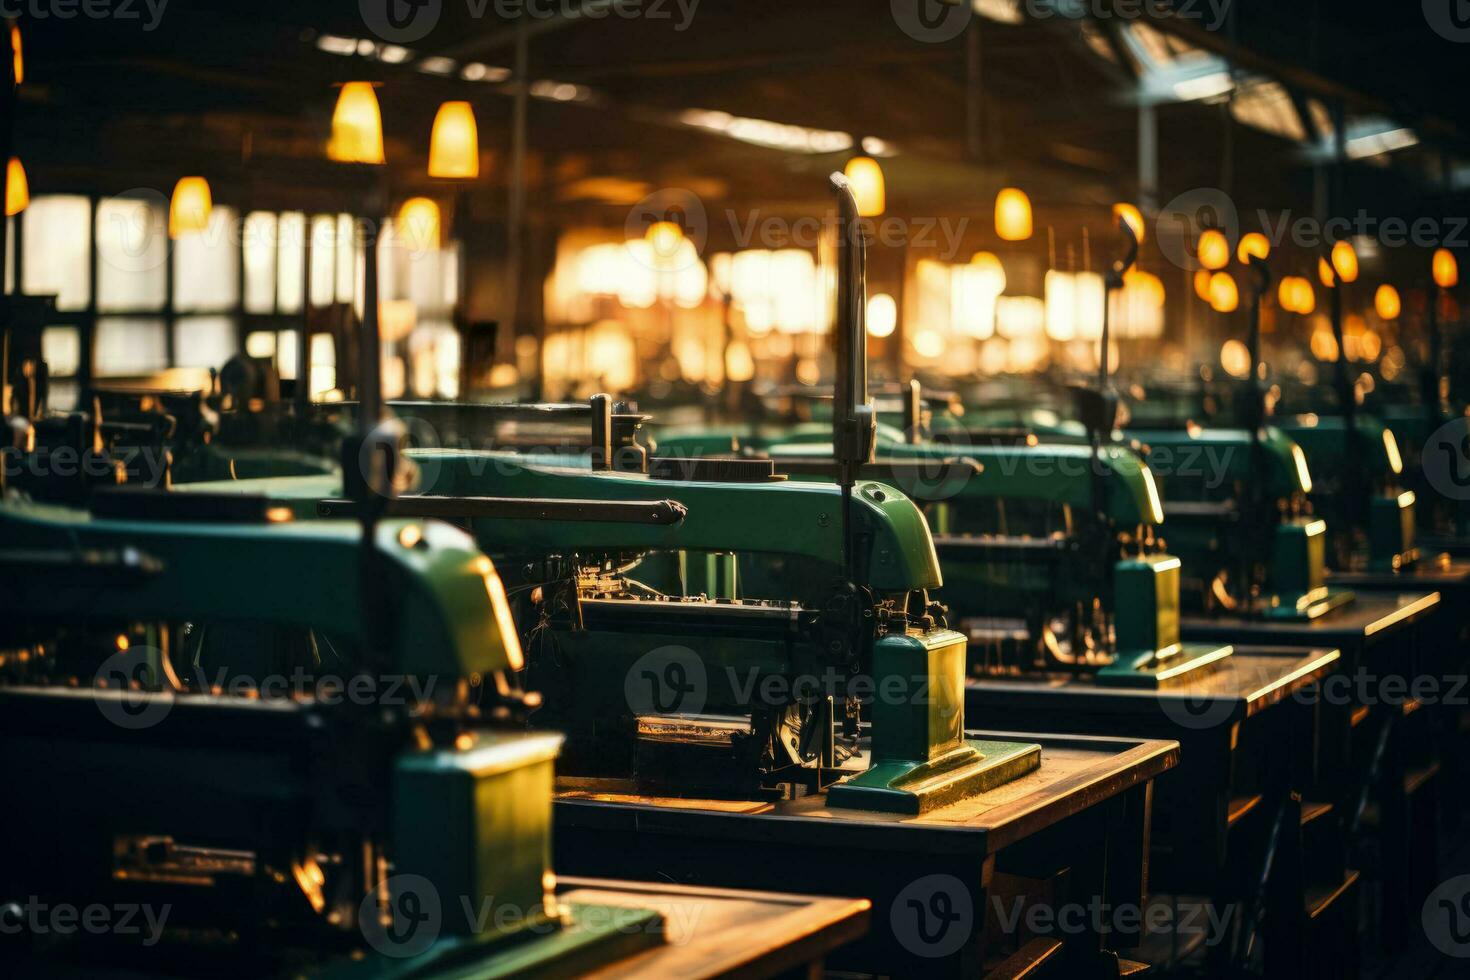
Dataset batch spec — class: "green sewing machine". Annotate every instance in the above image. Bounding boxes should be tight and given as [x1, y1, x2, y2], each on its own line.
[1124, 253, 1357, 620]
[668, 222, 1232, 688]
[0, 263, 687, 978]
[180, 175, 1042, 817]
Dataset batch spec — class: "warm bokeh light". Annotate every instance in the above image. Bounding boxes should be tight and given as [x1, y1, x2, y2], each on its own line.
[1197, 229, 1230, 271]
[168, 176, 213, 239]
[644, 219, 684, 261]
[10, 22, 21, 86]
[1236, 232, 1270, 264]
[1330, 240, 1358, 283]
[428, 101, 480, 179]
[995, 187, 1032, 242]
[1433, 248, 1459, 289]
[1208, 271, 1238, 312]
[970, 251, 1006, 293]
[1113, 203, 1145, 243]
[1374, 284, 1401, 321]
[866, 292, 897, 338]
[843, 155, 885, 217]
[328, 82, 385, 164]
[5, 156, 27, 216]
[1220, 339, 1252, 379]
[396, 197, 441, 252]
[1318, 256, 1336, 289]
[1194, 268, 1213, 301]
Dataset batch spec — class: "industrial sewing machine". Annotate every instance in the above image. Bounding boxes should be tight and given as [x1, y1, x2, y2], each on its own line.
[178, 175, 1043, 816]
[662, 222, 1233, 687]
[0, 378, 682, 977]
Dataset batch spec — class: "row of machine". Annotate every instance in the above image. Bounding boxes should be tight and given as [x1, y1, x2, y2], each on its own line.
[1, 176, 1464, 977]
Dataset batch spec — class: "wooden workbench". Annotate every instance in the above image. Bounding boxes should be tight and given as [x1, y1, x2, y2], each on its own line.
[1181, 591, 1443, 953]
[556, 877, 871, 979]
[966, 647, 1355, 977]
[552, 731, 1178, 978]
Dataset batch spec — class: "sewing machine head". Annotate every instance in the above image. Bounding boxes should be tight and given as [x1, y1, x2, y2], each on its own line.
[0, 485, 604, 970]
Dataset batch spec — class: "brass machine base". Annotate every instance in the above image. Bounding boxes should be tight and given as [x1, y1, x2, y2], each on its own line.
[825, 738, 1042, 815]
[1095, 642, 1236, 689]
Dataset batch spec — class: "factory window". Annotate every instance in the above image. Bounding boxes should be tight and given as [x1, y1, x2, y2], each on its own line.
[174, 207, 241, 312]
[23, 195, 91, 311]
[41, 326, 80, 377]
[174, 315, 237, 369]
[242, 211, 278, 314]
[95, 317, 167, 376]
[95, 196, 168, 312]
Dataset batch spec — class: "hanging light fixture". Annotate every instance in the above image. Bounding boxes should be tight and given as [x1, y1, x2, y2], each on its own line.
[1433, 248, 1459, 290]
[1374, 284, 1401, 321]
[843, 155, 885, 217]
[1112, 203, 1145, 243]
[1194, 268, 1213, 302]
[995, 187, 1032, 242]
[1208, 271, 1238, 313]
[1236, 232, 1270, 264]
[396, 197, 441, 252]
[1330, 240, 1358, 283]
[168, 176, 213, 238]
[10, 21, 21, 85]
[1197, 229, 1230, 271]
[5, 156, 27, 216]
[1318, 256, 1336, 289]
[328, 82, 386, 165]
[428, 100, 479, 179]
[970, 251, 1007, 294]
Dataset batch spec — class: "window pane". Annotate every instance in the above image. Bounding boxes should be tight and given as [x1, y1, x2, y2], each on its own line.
[174, 315, 237, 369]
[277, 329, 299, 379]
[309, 215, 335, 307]
[41, 325, 81, 377]
[22, 195, 91, 311]
[174, 206, 240, 312]
[96, 196, 167, 312]
[243, 212, 278, 314]
[277, 212, 305, 314]
[245, 330, 277, 358]
[336, 213, 356, 304]
[95, 317, 166, 376]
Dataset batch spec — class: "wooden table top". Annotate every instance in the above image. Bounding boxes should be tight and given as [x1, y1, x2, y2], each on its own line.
[558, 877, 871, 979]
[555, 731, 1178, 855]
[1181, 590, 1441, 646]
[965, 646, 1341, 722]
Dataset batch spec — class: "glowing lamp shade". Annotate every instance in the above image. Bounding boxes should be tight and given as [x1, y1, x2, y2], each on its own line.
[645, 220, 684, 262]
[1197, 229, 1230, 271]
[995, 187, 1032, 242]
[867, 293, 897, 338]
[843, 155, 885, 217]
[5, 157, 27, 216]
[328, 82, 385, 165]
[1374, 284, 1401, 321]
[428, 100, 480, 179]
[396, 197, 441, 252]
[1433, 248, 1459, 289]
[168, 177, 213, 239]
[1330, 240, 1358, 283]
[1194, 268, 1213, 302]
[970, 251, 1007, 294]
[1208, 271, 1238, 313]
[1113, 203, 1145, 243]
[1237, 232, 1270, 264]
[1318, 256, 1336, 289]
[10, 22, 20, 85]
